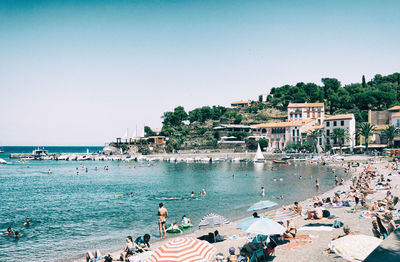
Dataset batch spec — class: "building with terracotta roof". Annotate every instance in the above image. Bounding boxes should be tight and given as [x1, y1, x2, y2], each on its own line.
[388, 106, 400, 112]
[251, 119, 316, 150]
[324, 113, 356, 150]
[391, 112, 400, 128]
[287, 102, 325, 125]
[231, 101, 251, 108]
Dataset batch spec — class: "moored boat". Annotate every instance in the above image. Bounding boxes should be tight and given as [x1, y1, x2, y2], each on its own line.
[253, 144, 265, 163]
[273, 160, 288, 164]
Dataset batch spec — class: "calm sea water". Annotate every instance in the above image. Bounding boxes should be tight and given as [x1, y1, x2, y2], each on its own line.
[0, 147, 343, 262]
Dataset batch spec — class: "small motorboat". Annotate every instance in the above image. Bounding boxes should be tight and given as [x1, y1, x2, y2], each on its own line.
[273, 160, 288, 164]
[0, 158, 8, 164]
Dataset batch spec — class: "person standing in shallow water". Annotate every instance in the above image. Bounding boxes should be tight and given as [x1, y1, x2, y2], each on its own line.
[316, 178, 320, 190]
[158, 203, 168, 239]
[261, 187, 265, 197]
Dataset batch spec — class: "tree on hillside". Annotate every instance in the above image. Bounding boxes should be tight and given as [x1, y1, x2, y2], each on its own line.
[331, 128, 350, 155]
[322, 78, 341, 114]
[144, 126, 156, 137]
[162, 106, 188, 127]
[358, 123, 376, 153]
[383, 125, 399, 148]
[362, 75, 367, 89]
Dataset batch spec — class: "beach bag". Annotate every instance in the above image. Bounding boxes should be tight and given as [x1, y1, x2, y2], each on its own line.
[333, 220, 343, 228]
[322, 210, 330, 218]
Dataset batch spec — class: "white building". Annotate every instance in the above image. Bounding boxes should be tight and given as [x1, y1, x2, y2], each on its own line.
[391, 112, 400, 128]
[231, 101, 251, 108]
[287, 102, 325, 125]
[324, 114, 356, 150]
[251, 119, 316, 150]
[259, 93, 268, 102]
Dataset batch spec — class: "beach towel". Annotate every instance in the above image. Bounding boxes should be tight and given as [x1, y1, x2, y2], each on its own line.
[299, 226, 334, 231]
[277, 240, 312, 250]
[283, 234, 311, 241]
[325, 205, 343, 209]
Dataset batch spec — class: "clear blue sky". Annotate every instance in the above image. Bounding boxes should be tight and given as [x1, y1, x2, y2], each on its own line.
[1, 0, 399, 145]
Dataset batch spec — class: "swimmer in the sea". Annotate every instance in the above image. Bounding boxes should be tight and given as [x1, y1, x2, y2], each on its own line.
[4, 227, 14, 235]
[24, 217, 31, 226]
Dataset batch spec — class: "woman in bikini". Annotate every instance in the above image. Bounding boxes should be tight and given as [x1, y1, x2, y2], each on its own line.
[120, 236, 141, 261]
[283, 220, 297, 239]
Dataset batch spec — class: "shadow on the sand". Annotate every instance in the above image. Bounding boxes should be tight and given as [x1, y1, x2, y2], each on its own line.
[364, 228, 400, 261]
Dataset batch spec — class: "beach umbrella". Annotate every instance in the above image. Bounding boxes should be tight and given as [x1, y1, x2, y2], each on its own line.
[198, 213, 230, 229]
[145, 237, 216, 262]
[247, 200, 278, 212]
[237, 217, 286, 235]
[329, 235, 382, 262]
[264, 209, 299, 222]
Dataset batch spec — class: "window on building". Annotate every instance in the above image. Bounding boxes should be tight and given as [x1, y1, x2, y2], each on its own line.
[397, 119, 400, 127]
[334, 121, 337, 126]
[297, 129, 299, 136]
[341, 120, 344, 126]
[319, 138, 322, 145]
[326, 130, 330, 137]
[326, 121, 330, 127]
[292, 129, 295, 137]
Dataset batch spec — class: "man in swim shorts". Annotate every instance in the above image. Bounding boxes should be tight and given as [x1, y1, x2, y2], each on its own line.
[158, 203, 168, 239]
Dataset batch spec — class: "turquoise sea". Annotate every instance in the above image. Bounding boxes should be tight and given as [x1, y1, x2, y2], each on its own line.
[0, 147, 344, 261]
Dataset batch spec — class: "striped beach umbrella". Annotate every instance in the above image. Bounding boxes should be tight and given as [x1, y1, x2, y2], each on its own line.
[145, 237, 216, 262]
[264, 209, 299, 222]
[329, 235, 382, 262]
[248, 200, 278, 212]
[198, 213, 230, 229]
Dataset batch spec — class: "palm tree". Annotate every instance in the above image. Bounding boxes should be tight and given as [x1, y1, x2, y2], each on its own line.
[331, 128, 350, 155]
[383, 125, 399, 148]
[307, 129, 322, 153]
[358, 123, 376, 153]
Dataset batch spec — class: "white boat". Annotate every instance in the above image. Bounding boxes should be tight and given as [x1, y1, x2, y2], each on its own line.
[0, 158, 7, 164]
[32, 147, 48, 159]
[254, 144, 265, 163]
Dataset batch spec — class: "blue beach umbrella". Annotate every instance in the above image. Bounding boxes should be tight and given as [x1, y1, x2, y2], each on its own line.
[237, 217, 286, 235]
[247, 200, 278, 212]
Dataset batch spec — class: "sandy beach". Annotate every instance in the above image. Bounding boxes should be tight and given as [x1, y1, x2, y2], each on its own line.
[75, 155, 398, 262]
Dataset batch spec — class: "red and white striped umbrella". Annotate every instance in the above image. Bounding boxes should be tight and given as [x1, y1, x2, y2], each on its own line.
[145, 237, 216, 262]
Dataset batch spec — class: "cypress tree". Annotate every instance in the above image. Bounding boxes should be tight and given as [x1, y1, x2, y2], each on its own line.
[362, 75, 367, 88]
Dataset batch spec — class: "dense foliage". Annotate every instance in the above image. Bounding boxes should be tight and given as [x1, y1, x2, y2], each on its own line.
[269, 73, 400, 122]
